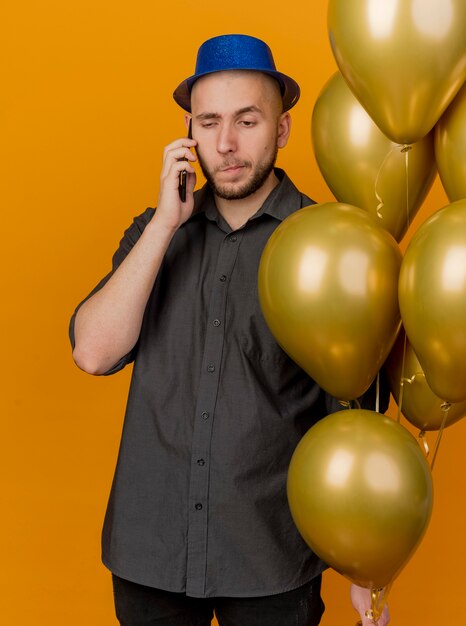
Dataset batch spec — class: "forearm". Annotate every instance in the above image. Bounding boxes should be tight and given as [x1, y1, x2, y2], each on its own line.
[72, 216, 175, 375]
[72, 129, 197, 375]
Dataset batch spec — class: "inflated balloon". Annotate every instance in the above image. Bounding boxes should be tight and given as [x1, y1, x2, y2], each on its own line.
[258, 203, 402, 400]
[435, 82, 466, 201]
[312, 72, 436, 241]
[328, 0, 466, 144]
[386, 331, 466, 431]
[399, 200, 466, 403]
[287, 409, 433, 589]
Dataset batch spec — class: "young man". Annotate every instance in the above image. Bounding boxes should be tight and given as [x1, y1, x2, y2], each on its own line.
[71, 34, 389, 626]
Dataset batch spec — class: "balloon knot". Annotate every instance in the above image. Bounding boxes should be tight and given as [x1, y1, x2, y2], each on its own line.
[400, 144, 412, 153]
[401, 374, 417, 385]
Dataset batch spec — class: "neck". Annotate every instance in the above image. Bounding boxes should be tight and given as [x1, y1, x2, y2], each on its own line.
[214, 170, 279, 231]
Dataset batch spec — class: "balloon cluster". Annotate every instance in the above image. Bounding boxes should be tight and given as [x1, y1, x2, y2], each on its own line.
[259, 0, 466, 621]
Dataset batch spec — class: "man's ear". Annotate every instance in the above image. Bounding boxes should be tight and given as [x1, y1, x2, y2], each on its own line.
[184, 114, 192, 130]
[277, 112, 291, 149]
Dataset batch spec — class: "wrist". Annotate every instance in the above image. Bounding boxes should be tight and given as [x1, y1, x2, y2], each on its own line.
[148, 212, 180, 240]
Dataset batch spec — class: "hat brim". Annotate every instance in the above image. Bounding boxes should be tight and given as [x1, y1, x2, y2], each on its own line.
[173, 68, 300, 112]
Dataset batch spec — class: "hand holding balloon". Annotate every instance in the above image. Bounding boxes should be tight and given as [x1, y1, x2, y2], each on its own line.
[351, 584, 390, 626]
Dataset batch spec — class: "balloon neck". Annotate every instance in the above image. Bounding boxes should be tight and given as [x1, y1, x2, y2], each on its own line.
[400, 143, 412, 153]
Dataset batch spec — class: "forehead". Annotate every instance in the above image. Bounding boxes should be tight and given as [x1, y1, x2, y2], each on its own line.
[190, 70, 282, 114]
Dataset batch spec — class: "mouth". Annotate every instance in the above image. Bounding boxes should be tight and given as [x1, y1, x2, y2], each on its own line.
[217, 161, 250, 174]
[221, 165, 244, 173]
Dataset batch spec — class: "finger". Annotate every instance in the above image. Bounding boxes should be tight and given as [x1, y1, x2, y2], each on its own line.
[161, 153, 197, 184]
[170, 161, 196, 185]
[161, 146, 196, 176]
[163, 139, 197, 159]
[168, 145, 197, 163]
[378, 607, 390, 626]
[159, 165, 195, 200]
[164, 136, 197, 149]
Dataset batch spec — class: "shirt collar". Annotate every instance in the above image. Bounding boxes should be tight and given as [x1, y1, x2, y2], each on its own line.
[190, 168, 307, 227]
[255, 168, 306, 222]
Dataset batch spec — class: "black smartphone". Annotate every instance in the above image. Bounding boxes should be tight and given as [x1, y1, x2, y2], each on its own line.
[178, 119, 193, 202]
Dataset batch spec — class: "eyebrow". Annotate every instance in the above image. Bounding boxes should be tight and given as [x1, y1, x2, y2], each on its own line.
[195, 105, 264, 121]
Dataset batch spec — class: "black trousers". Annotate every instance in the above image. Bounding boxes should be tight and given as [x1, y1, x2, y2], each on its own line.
[112, 573, 325, 626]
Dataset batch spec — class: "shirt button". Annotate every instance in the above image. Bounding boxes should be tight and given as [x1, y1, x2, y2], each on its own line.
[229, 235, 237, 242]
[213, 319, 221, 327]
[201, 411, 209, 420]
[195, 503, 203, 510]
[207, 363, 215, 373]
[219, 274, 227, 282]
[197, 459, 205, 466]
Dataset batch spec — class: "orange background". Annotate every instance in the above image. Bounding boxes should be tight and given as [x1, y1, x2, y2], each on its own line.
[2, 1, 466, 624]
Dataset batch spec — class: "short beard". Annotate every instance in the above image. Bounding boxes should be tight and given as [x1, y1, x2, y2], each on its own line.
[196, 145, 279, 200]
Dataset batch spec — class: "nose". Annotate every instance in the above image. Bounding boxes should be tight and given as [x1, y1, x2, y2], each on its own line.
[216, 122, 237, 154]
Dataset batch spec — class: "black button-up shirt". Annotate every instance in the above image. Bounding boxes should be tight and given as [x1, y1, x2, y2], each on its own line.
[70, 169, 386, 598]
